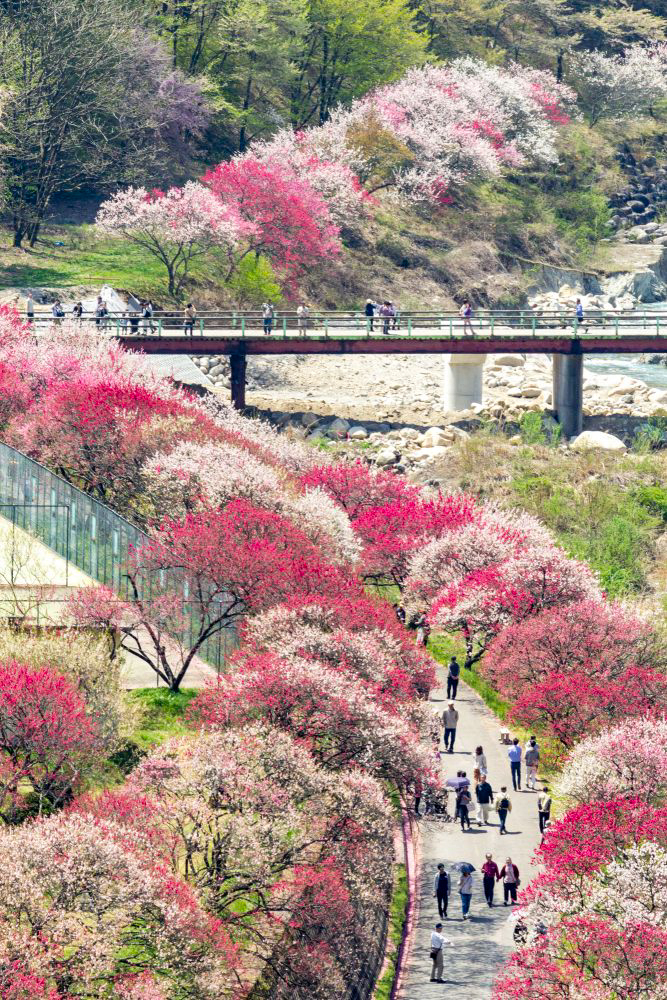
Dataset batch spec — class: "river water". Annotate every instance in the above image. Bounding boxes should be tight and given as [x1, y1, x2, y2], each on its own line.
[584, 303, 667, 388]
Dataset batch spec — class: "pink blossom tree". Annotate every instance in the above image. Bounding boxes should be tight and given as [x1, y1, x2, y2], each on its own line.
[557, 717, 667, 805]
[96, 183, 247, 297]
[0, 813, 238, 997]
[203, 157, 341, 285]
[189, 652, 436, 788]
[430, 547, 600, 668]
[0, 662, 102, 823]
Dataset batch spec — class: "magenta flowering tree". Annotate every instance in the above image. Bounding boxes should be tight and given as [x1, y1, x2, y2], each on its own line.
[430, 546, 600, 668]
[96, 182, 247, 297]
[0, 661, 102, 822]
[203, 156, 341, 284]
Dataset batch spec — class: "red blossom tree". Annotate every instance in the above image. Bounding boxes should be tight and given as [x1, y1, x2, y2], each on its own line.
[71, 501, 358, 690]
[8, 377, 201, 512]
[483, 601, 667, 749]
[430, 548, 600, 668]
[0, 661, 102, 822]
[300, 460, 418, 520]
[204, 157, 341, 284]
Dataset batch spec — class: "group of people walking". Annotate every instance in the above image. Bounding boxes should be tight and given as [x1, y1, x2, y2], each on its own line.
[365, 299, 399, 334]
[424, 655, 554, 985]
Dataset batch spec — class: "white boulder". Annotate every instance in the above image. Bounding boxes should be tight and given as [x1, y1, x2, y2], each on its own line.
[570, 430, 626, 452]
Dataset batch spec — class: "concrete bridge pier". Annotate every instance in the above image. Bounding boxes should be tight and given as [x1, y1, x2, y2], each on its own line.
[443, 354, 487, 412]
[552, 352, 583, 439]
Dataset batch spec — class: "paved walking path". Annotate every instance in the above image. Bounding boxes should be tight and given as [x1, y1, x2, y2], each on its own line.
[399, 667, 544, 999]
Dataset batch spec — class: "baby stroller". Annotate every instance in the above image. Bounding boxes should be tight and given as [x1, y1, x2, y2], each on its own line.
[424, 787, 452, 823]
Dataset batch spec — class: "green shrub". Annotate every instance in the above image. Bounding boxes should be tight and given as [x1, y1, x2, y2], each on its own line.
[227, 255, 283, 306]
[636, 484, 667, 521]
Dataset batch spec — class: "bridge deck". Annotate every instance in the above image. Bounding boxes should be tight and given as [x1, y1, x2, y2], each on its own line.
[115, 329, 667, 355]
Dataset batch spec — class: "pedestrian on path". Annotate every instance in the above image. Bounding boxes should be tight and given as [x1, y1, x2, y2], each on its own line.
[447, 656, 460, 699]
[429, 923, 450, 982]
[433, 864, 450, 919]
[508, 738, 522, 791]
[482, 854, 500, 906]
[495, 786, 512, 834]
[474, 745, 487, 783]
[499, 858, 520, 905]
[457, 787, 472, 831]
[459, 870, 473, 920]
[538, 786, 552, 834]
[475, 773, 494, 825]
[525, 739, 539, 790]
[442, 702, 458, 752]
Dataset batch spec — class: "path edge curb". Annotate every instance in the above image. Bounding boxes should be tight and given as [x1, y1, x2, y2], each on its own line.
[390, 799, 419, 1000]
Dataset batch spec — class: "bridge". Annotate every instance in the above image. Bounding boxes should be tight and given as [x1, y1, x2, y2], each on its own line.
[32, 308, 667, 437]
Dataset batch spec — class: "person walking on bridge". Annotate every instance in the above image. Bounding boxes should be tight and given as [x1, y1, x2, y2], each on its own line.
[183, 302, 197, 335]
[460, 299, 474, 335]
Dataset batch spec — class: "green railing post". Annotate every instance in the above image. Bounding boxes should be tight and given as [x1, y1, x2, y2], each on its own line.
[241, 315, 245, 337]
[324, 317, 329, 336]
[531, 316, 536, 336]
[407, 316, 412, 336]
[573, 318, 578, 335]
[282, 316, 287, 337]
[490, 314, 495, 337]
[158, 318, 162, 337]
[449, 317, 453, 337]
[615, 317, 619, 338]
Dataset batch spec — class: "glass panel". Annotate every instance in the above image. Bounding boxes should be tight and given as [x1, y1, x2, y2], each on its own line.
[0, 442, 237, 671]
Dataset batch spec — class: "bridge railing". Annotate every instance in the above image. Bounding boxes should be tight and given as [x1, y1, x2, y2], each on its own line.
[21, 308, 666, 338]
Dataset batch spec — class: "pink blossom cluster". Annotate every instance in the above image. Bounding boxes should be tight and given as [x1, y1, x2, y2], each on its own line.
[252, 59, 576, 214]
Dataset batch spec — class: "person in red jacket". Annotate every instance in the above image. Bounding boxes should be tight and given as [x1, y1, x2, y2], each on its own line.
[498, 858, 520, 905]
[481, 853, 500, 906]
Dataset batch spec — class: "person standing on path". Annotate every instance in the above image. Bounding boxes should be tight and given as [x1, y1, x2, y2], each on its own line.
[447, 656, 460, 699]
[433, 864, 450, 919]
[262, 301, 274, 335]
[26, 294, 35, 325]
[525, 739, 539, 790]
[499, 858, 520, 905]
[474, 745, 487, 783]
[538, 786, 552, 833]
[482, 854, 500, 906]
[429, 923, 450, 982]
[460, 299, 474, 335]
[364, 298, 375, 331]
[442, 702, 458, 753]
[508, 738, 522, 791]
[475, 773, 494, 825]
[496, 786, 512, 834]
[459, 870, 473, 920]
[183, 303, 197, 335]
